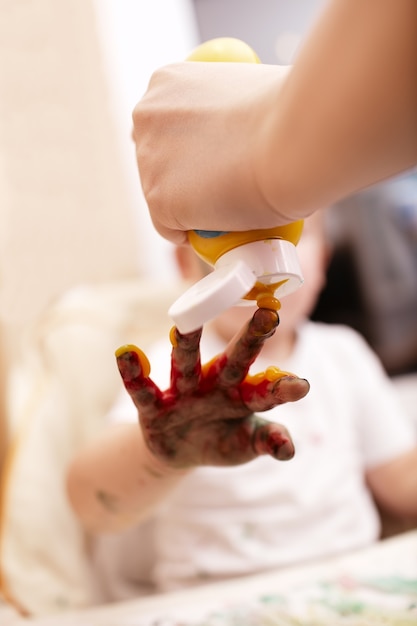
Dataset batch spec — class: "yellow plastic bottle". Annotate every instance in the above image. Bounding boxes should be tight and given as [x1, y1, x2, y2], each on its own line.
[169, 38, 304, 333]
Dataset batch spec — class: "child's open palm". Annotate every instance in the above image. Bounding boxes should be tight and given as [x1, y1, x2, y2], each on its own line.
[116, 308, 309, 470]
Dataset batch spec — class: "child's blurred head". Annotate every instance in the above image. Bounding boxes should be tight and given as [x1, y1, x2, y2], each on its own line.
[174, 210, 330, 346]
[277, 209, 330, 332]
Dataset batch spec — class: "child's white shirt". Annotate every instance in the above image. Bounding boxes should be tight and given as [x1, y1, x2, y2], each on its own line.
[92, 322, 416, 602]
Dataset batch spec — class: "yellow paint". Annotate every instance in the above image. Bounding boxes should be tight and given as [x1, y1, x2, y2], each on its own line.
[255, 293, 282, 311]
[200, 356, 220, 378]
[169, 326, 178, 348]
[200, 359, 290, 386]
[242, 279, 287, 310]
[115, 344, 151, 378]
[245, 366, 290, 385]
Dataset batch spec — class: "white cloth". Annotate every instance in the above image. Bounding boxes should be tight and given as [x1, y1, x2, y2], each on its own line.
[93, 322, 416, 601]
[0, 279, 181, 616]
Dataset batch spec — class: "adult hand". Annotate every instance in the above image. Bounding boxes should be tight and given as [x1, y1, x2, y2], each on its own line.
[133, 61, 292, 245]
[116, 308, 309, 470]
[133, 3, 417, 246]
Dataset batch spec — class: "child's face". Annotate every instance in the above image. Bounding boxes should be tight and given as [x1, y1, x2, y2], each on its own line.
[277, 213, 328, 333]
[175, 212, 329, 341]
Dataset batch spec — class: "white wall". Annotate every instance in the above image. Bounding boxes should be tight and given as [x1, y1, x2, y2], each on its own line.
[0, 0, 144, 334]
[93, 0, 200, 282]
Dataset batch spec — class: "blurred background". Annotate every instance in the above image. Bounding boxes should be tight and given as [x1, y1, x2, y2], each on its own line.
[0, 0, 416, 472]
[0, 1, 416, 616]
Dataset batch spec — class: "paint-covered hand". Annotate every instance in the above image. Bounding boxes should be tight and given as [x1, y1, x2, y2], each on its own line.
[116, 308, 309, 470]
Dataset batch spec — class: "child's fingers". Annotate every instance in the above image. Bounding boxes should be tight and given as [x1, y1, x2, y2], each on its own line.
[115, 346, 163, 416]
[217, 308, 279, 387]
[242, 375, 310, 412]
[170, 326, 203, 394]
[251, 417, 295, 461]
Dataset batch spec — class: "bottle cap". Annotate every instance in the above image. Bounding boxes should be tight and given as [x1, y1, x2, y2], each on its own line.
[169, 259, 256, 334]
[169, 239, 303, 333]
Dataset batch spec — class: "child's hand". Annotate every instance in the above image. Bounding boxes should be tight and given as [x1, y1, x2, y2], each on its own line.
[116, 309, 309, 470]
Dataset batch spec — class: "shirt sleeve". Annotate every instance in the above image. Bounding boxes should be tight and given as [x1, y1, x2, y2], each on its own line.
[339, 326, 417, 468]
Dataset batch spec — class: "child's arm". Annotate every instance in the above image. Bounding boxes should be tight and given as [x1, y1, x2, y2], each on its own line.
[66, 308, 309, 533]
[366, 448, 417, 520]
[66, 423, 189, 533]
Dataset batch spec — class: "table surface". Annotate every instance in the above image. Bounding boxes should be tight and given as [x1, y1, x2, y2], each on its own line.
[6, 530, 417, 625]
